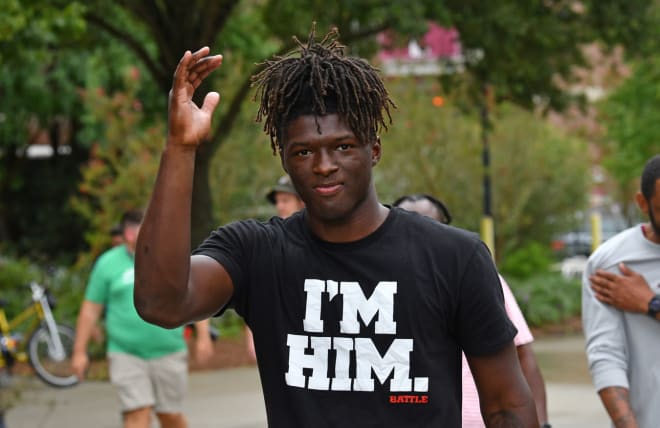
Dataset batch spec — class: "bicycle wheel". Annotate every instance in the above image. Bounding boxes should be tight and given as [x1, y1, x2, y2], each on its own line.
[27, 323, 79, 388]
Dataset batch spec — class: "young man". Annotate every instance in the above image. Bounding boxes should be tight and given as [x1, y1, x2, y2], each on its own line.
[73, 210, 213, 428]
[393, 194, 550, 428]
[134, 27, 537, 426]
[582, 154, 660, 428]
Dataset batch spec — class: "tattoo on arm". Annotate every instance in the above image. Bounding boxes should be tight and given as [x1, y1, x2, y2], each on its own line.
[600, 386, 638, 428]
[484, 411, 524, 428]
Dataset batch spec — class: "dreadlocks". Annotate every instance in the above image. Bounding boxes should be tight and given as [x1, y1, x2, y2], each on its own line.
[252, 23, 396, 154]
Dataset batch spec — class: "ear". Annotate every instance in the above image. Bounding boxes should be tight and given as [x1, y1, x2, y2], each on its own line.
[636, 191, 648, 215]
[371, 136, 382, 166]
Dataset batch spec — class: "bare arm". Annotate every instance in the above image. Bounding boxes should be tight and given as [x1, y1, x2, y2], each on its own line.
[598, 386, 639, 428]
[134, 47, 232, 327]
[516, 343, 548, 425]
[245, 326, 256, 363]
[467, 342, 538, 428]
[72, 300, 104, 380]
[192, 319, 214, 365]
[590, 263, 655, 317]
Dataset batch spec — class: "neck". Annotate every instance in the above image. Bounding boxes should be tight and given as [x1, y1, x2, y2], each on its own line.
[307, 198, 389, 243]
[643, 222, 660, 244]
[124, 243, 136, 256]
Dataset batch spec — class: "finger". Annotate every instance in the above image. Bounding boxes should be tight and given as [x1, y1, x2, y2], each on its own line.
[619, 263, 634, 276]
[73, 367, 85, 380]
[173, 50, 193, 86]
[190, 54, 223, 73]
[591, 281, 608, 298]
[201, 92, 220, 115]
[594, 269, 617, 281]
[594, 292, 608, 303]
[189, 55, 223, 89]
[190, 46, 211, 62]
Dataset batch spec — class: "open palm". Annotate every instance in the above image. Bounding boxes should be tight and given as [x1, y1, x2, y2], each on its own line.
[168, 47, 223, 147]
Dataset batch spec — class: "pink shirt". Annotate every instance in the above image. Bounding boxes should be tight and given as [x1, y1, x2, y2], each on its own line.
[462, 275, 533, 427]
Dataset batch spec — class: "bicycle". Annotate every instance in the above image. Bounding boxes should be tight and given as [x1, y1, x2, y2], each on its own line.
[0, 280, 78, 388]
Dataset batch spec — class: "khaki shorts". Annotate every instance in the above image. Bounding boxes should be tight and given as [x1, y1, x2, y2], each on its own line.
[108, 350, 188, 414]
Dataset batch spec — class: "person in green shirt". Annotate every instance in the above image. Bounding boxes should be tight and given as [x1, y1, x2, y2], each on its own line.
[72, 209, 213, 428]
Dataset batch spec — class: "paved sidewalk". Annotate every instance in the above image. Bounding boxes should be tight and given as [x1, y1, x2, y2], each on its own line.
[7, 333, 609, 427]
[6, 367, 267, 428]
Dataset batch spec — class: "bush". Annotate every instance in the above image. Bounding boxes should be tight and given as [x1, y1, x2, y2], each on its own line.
[0, 257, 42, 317]
[212, 309, 246, 339]
[499, 241, 554, 280]
[506, 271, 581, 327]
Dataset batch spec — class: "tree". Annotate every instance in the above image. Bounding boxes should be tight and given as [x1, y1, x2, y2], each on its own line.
[0, 1, 90, 261]
[80, 0, 438, 245]
[2, 0, 654, 260]
[595, 1, 660, 221]
[376, 79, 589, 261]
[70, 67, 166, 266]
[596, 56, 660, 222]
[79, 0, 652, 246]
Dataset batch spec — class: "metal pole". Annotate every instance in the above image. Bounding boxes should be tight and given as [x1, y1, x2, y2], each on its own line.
[591, 211, 602, 253]
[480, 84, 495, 260]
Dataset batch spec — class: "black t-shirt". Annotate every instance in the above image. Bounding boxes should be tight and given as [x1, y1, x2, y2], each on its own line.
[194, 207, 516, 427]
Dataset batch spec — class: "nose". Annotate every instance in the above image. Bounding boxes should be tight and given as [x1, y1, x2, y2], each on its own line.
[312, 149, 339, 176]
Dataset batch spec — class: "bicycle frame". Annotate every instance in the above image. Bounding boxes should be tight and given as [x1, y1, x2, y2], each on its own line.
[0, 304, 37, 367]
[29, 282, 66, 360]
[0, 282, 66, 365]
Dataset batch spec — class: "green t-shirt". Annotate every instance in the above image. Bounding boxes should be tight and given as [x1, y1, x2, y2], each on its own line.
[85, 245, 186, 359]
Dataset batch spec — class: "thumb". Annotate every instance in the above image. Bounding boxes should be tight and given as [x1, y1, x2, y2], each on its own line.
[201, 92, 220, 116]
[619, 262, 634, 276]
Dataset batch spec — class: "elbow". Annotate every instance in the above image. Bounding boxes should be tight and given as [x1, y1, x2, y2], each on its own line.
[135, 301, 182, 329]
[133, 280, 187, 329]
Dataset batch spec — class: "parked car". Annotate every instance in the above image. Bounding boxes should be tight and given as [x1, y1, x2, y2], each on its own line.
[552, 213, 628, 258]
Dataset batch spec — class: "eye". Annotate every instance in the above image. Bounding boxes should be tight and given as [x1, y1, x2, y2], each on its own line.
[337, 143, 352, 151]
[295, 149, 312, 157]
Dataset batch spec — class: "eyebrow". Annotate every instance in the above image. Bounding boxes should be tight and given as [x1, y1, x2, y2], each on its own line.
[287, 133, 356, 148]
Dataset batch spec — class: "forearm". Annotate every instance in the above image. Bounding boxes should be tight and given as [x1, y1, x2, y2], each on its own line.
[73, 302, 102, 355]
[524, 367, 548, 425]
[194, 319, 210, 337]
[471, 344, 539, 428]
[134, 143, 197, 327]
[599, 386, 638, 428]
[483, 401, 537, 428]
[517, 344, 548, 424]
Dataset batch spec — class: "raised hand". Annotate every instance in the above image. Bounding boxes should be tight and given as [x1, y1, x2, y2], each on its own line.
[590, 263, 654, 313]
[168, 47, 223, 148]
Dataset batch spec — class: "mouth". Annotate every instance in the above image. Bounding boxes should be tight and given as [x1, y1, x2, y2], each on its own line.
[314, 182, 343, 196]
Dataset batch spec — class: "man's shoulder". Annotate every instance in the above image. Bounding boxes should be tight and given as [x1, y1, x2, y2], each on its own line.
[589, 225, 641, 259]
[198, 215, 299, 252]
[393, 207, 480, 244]
[94, 245, 128, 267]
[587, 225, 641, 269]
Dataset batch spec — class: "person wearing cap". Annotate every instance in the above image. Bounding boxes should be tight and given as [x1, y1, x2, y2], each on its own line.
[266, 175, 305, 219]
